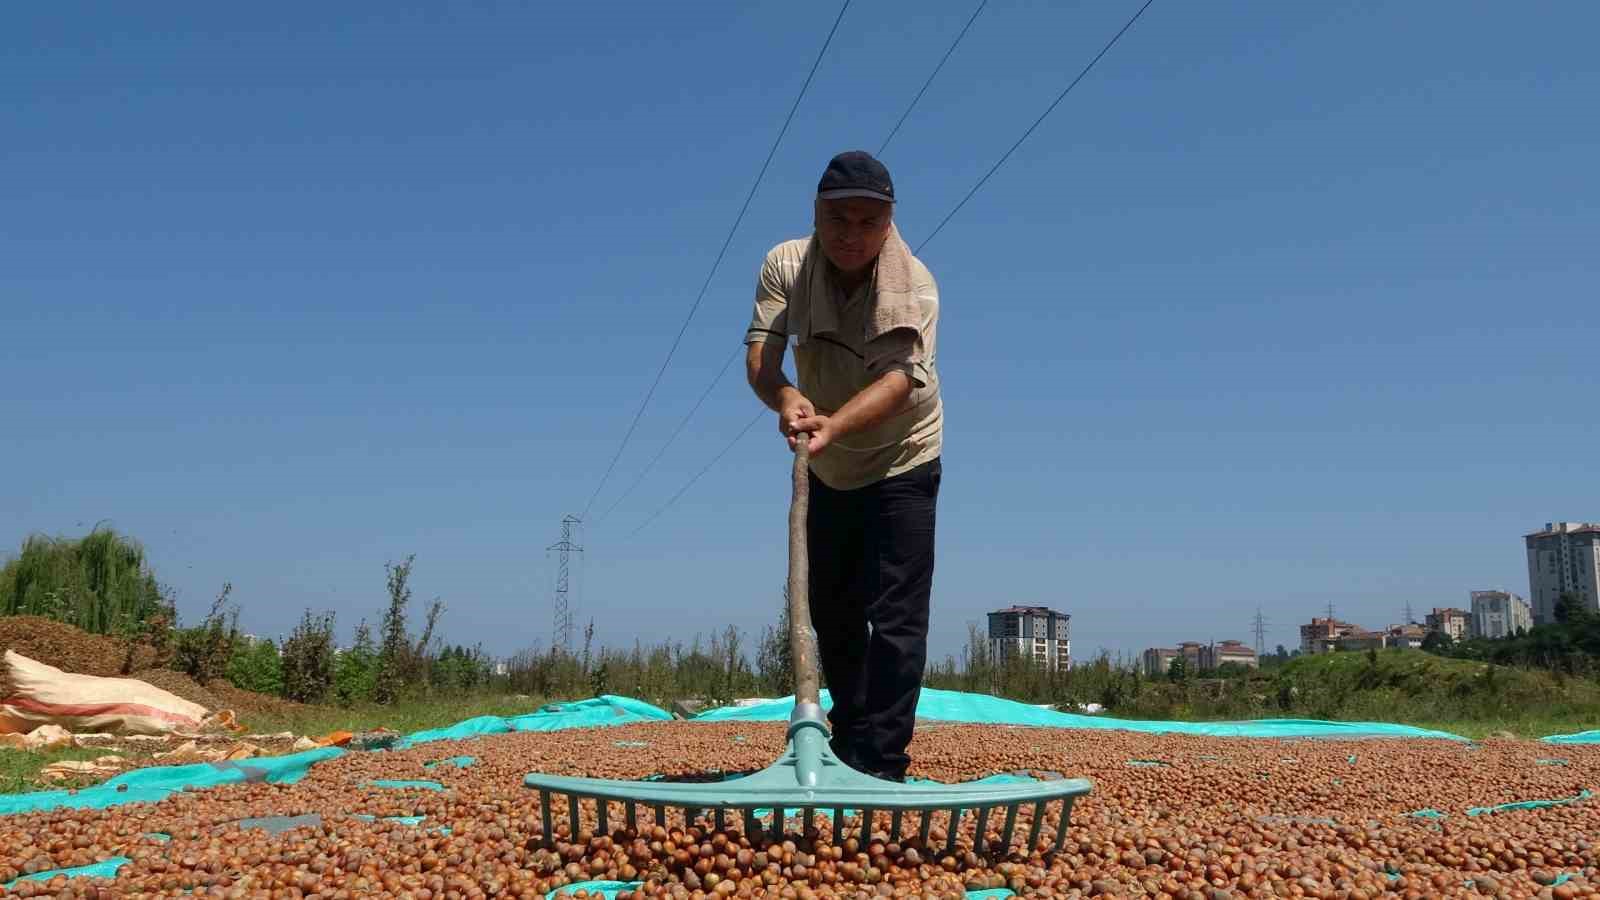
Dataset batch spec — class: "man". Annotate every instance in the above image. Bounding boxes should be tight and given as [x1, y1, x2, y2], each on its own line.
[744, 150, 942, 782]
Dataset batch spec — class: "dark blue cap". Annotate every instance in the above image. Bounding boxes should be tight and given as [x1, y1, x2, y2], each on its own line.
[817, 151, 894, 203]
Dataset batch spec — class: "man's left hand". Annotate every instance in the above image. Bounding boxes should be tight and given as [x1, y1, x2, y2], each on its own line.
[792, 415, 838, 456]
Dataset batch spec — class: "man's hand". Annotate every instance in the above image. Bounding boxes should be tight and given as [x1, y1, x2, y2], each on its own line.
[747, 340, 913, 458]
[790, 413, 838, 455]
[780, 393, 816, 446]
[795, 370, 912, 456]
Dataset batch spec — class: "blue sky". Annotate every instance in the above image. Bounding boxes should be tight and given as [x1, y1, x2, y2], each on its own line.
[4, 2, 1596, 667]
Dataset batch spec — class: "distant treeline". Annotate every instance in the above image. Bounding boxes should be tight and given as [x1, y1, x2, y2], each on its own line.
[8, 529, 1600, 727]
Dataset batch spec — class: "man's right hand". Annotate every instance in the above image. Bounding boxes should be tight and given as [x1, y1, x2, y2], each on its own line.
[746, 342, 815, 450]
[779, 390, 816, 449]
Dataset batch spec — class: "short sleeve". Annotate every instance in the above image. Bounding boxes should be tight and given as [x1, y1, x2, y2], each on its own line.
[745, 248, 790, 346]
[864, 328, 928, 387]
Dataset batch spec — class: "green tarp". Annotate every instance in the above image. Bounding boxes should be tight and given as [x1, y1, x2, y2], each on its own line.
[1405, 789, 1594, 820]
[548, 880, 640, 899]
[694, 687, 1469, 740]
[364, 778, 445, 791]
[1540, 729, 1600, 744]
[3, 687, 1590, 821]
[1467, 789, 1592, 816]
[396, 695, 673, 748]
[424, 755, 477, 769]
[3, 857, 130, 889]
[546, 881, 1014, 900]
[0, 746, 344, 816]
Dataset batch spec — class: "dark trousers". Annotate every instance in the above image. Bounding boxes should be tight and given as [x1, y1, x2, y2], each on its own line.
[806, 457, 940, 779]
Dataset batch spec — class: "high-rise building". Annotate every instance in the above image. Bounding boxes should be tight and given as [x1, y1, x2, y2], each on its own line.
[1525, 523, 1600, 624]
[987, 606, 1071, 670]
[1470, 590, 1532, 640]
[1423, 607, 1471, 642]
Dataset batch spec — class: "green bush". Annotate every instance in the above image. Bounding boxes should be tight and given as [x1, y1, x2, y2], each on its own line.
[373, 556, 414, 705]
[281, 610, 337, 704]
[335, 620, 379, 706]
[431, 645, 491, 693]
[226, 638, 284, 696]
[173, 584, 240, 685]
[0, 528, 172, 635]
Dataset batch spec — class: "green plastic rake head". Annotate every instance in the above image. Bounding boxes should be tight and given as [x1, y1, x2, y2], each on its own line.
[526, 436, 1091, 856]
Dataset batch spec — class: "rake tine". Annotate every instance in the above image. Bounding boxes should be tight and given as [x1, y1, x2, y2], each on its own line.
[742, 808, 757, 836]
[998, 802, 1020, 853]
[832, 808, 843, 838]
[944, 808, 964, 856]
[803, 806, 815, 835]
[654, 804, 666, 828]
[714, 807, 725, 833]
[1024, 800, 1044, 851]
[772, 808, 785, 841]
[890, 809, 903, 843]
[568, 794, 580, 835]
[917, 809, 933, 846]
[860, 807, 874, 841]
[540, 790, 553, 846]
[597, 799, 610, 835]
[974, 806, 992, 855]
[625, 801, 637, 833]
[1050, 801, 1070, 854]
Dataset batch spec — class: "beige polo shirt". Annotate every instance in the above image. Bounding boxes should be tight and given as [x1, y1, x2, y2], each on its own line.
[745, 237, 943, 491]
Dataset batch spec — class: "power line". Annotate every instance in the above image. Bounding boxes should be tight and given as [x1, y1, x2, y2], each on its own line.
[594, 0, 983, 529]
[878, 0, 989, 157]
[594, 346, 743, 525]
[914, 0, 1157, 255]
[579, 0, 853, 521]
[629, 407, 766, 538]
[619, 1, 1158, 536]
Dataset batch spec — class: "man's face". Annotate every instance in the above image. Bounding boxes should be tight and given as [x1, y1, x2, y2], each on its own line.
[814, 197, 893, 274]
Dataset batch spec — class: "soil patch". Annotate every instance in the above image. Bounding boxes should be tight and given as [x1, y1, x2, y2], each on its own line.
[2, 615, 297, 724]
[0, 615, 158, 698]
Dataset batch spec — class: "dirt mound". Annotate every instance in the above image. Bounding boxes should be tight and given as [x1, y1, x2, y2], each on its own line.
[0, 615, 159, 697]
[124, 667, 224, 712]
[1, 615, 296, 723]
[205, 679, 305, 718]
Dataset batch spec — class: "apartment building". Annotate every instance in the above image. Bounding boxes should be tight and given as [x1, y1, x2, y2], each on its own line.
[1300, 617, 1358, 654]
[1525, 522, 1600, 624]
[1423, 607, 1471, 642]
[1140, 640, 1259, 674]
[987, 606, 1072, 670]
[1469, 590, 1532, 640]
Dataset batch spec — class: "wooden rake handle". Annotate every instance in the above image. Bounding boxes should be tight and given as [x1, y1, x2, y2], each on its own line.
[788, 433, 822, 708]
